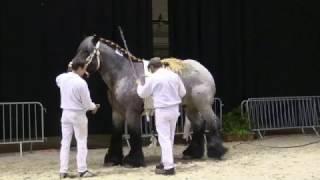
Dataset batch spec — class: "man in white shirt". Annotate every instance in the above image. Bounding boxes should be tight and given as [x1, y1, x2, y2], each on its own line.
[137, 59, 186, 175]
[56, 61, 100, 178]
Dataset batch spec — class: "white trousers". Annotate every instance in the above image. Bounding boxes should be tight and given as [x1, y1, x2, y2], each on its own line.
[60, 110, 88, 173]
[155, 105, 180, 170]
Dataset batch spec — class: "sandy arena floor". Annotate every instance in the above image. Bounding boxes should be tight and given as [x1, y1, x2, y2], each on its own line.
[0, 135, 320, 180]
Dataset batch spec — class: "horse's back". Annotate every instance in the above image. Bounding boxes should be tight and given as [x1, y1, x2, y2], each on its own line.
[183, 59, 215, 86]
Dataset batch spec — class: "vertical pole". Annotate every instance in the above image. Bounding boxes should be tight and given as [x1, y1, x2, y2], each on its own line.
[22, 104, 25, 141]
[20, 142, 23, 157]
[28, 104, 31, 141]
[16, 104, 19, 142]
[34, 104, 38, 140]
[41, 105, 44, 142]
[9, 104, 12, 142]
[2, 105, 5, 143]
[30, 143, 33, 153]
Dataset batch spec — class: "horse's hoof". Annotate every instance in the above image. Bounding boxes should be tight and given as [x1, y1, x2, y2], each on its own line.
[207, 144, 228, 159]
[123, 164, 143, 168]
[104, 161, 123, 166]
[123, 153, 145, 168]
[104, 154, 123, 166]
[182, 144, 204, 159]
[182, 154, 194, 160]
[103, 162, 122, 167]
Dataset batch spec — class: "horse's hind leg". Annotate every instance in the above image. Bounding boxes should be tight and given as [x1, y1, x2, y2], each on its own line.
[104, 111, 124, 166]
[123, 110, 145, 167]
[200, 106, 228, 159]
[182, 107, 205, 159]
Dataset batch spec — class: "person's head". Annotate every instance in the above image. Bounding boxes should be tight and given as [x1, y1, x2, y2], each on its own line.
[148, 58, 163, 73]
[71, 61, 88, 77]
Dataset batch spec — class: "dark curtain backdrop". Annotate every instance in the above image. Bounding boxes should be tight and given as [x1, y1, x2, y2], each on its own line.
[0, 0, 153, 136]
[169, 0, 320, 110]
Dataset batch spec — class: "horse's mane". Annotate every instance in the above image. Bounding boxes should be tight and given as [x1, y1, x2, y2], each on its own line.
[93, 36, 142, 62]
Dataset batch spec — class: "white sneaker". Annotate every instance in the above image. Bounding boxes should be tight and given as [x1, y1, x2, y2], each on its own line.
[79, 170, 96, 178]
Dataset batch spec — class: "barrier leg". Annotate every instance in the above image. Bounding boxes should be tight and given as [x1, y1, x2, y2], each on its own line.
[19, 142, 23, 157]
[257, 131, 264, 139]
[312, 127, 319, 136]
[203, 135, 208, 158]
[125, 136, 131, 150]
[30, 143, 33, 153]
[262, 130, 266, 136]
[301, 128, 305, 134]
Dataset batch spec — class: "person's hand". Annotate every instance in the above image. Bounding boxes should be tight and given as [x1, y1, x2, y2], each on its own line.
[92, 104, 100, 114]
[136, 79, 141, 85]
[67, 61, 73, 72]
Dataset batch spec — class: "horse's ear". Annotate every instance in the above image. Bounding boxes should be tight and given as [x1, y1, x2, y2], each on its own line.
[92, 34, 99, 44]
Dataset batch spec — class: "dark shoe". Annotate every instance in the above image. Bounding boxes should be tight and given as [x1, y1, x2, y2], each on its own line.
[59, 173, 68, 179]
[79, 170, 96, 178]
[155, 163, 164, 170]
[155, 168, 176, 175]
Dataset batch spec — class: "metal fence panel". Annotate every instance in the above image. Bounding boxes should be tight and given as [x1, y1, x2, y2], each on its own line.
[0, 102, 45, 156]
[241, 96, 320, 138]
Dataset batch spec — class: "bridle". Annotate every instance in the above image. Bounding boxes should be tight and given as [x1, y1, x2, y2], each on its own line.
[84, 40, 101, 71]
[68, 40, 101, 73]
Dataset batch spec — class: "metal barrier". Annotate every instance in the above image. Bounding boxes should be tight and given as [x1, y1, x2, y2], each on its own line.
[213, 98, 223, 130]
[241, 96, 320, 138]
[123, 98, 223, 148]
[0, 102, 45, 156]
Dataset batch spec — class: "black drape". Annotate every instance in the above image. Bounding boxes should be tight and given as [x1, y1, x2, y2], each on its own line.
[0, 0, 152, 136]
[169, 0, 320, 110]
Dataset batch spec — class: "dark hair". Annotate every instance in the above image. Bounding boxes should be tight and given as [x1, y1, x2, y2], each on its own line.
[71, 61, 86, 70]
[148, 58, 163, 70]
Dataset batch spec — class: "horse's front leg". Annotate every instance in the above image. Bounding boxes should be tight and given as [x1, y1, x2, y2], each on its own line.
[123, 110, 145, 167]
[104, 111, 124, 166]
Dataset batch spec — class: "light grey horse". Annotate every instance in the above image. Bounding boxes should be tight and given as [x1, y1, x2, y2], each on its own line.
[71, 36, 227, 167]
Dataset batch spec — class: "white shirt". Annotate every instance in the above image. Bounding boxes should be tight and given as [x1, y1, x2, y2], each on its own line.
[56, 72, 96, 112]
[137, 68, 186, 108]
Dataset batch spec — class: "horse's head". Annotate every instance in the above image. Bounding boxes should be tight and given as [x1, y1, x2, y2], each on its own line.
[70, 35, 101, 76]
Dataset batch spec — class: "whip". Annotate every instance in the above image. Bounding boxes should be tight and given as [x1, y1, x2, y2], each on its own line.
[118, 26, 139, 80]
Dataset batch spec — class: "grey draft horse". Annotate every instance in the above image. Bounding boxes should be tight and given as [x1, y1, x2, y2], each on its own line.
[71, 36, 227, 167]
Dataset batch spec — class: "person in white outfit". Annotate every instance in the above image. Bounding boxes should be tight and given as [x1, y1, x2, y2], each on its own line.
[136, 59, 186, 175]
[56, 61, 100, 179]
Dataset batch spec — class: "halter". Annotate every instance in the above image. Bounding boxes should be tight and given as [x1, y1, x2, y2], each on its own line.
[68, 40, 101, 72]
[85, 41, 101, 70]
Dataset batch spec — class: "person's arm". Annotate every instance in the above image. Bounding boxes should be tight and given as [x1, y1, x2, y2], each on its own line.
[78, 82, 96, 111]
[178, 77, 186, 98]
[136, 78, 153, 98]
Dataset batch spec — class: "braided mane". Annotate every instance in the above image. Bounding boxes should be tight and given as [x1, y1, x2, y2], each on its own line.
[98, 37, 142, 62]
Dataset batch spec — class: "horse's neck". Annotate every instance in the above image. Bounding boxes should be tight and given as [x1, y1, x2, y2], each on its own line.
[98, 53, 130, 89]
